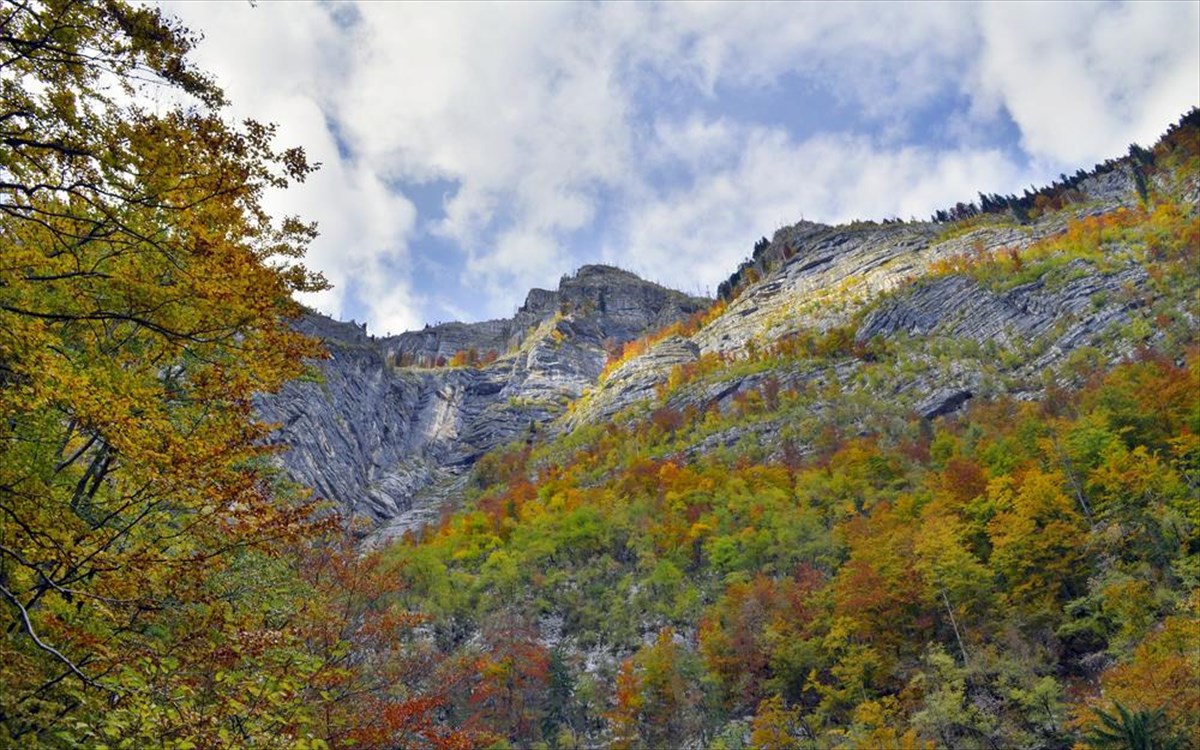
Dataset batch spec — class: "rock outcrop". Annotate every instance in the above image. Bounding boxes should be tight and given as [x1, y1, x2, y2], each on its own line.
[256, 266, 707, 530]
[562, 159, 1185, 437]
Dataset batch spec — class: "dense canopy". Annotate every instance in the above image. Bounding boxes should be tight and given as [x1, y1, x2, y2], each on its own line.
[1, 2, 472, 747]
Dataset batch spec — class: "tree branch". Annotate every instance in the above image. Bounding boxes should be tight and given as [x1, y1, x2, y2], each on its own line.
[0, 580, 109, 691]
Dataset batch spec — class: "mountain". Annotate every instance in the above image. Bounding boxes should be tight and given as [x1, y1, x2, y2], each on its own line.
[263, 111, 1196, 539]
[261, 110, 1199, 748]
[257, 265, 707, 533]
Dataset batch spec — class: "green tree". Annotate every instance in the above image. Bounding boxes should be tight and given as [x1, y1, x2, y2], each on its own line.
[913, 509, 992, 664]
[1085, 704, 1180, 750]
[636, 628, 695, 748]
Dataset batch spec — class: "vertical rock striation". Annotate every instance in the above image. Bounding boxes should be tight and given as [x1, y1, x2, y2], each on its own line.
[256, 266, 707, 529]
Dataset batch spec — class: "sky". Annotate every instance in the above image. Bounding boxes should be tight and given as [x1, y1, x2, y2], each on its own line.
[163, 0, 1200, 335]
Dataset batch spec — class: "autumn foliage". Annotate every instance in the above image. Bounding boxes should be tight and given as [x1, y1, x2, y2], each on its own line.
[0, 3, 479, 747]
[389, 341, 1200, 747]
[6, 4, 1196, 746]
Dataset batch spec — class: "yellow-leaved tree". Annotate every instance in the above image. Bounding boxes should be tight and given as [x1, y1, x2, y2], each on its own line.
[0, 3, 478, 748]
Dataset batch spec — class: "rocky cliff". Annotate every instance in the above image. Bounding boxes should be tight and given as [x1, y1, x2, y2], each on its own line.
[261, 111, 1199, 539]
[256, 266, 707, 533]
[361, 112, 1200, 750]
[563, 154, 1191, 437]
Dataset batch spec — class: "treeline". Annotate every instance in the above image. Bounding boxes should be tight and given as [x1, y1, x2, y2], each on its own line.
[716, 237, 799, 303]
[929, 107, 1200, 224]
[716, 107, 1200, 303]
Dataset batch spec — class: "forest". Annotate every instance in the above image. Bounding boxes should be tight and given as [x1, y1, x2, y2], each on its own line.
[382, 179, 1199, 748]
[1, 1, 1198, 749]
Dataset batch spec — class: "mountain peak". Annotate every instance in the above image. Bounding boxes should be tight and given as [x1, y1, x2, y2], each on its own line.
[263, 264, 709, 522]
[569, 263, 634, 279]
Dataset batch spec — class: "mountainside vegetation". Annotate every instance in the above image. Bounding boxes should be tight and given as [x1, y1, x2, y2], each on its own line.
[2, 3, 1197, 749]
[378, 111, 1200, 749]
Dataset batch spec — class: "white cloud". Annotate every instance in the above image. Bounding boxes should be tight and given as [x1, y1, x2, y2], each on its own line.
[975, 1, 1200, 166]
[324, 3, 645, 316]
[644, 1, 977, 112]
[649, 117, 742, 171]
[165, 0, 422, 333]
[161, 0, 1198, 329]
[610, 123, 1023, 294]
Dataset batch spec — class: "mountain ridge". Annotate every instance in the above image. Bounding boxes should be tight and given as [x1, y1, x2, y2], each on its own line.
[262, 108, 1198, 536]
[362, 109, 1199, 749]
[252, 109, 1200, 748]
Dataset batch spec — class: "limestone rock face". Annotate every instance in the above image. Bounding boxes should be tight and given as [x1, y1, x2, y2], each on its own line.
[856, 262, 1147, 347]
[382, 265, 705, 368]
[256, 266, 707, 528]
[564, 167, 1173, 442]
[261, 142, 1194, 537]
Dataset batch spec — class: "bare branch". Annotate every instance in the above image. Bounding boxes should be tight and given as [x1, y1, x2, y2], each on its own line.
[0, 581, 110, 692]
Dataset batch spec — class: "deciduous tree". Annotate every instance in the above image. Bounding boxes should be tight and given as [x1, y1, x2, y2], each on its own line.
[0, 2, 465, 746]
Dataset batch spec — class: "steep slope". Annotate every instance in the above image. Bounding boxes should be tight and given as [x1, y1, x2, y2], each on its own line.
[256, 265, 707, 528]
[567, 157, 1168, 432]
[369, 111, 1200, 748]
[262, 112, 1198, 538]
